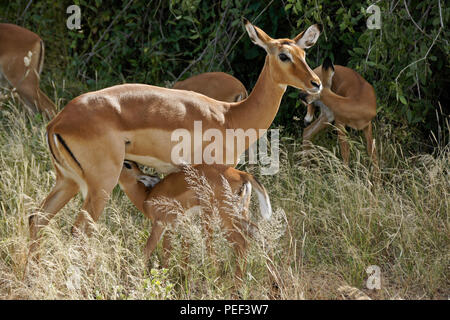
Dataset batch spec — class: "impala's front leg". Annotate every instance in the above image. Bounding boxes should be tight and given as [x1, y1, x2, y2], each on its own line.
[302, 112, 330, 149]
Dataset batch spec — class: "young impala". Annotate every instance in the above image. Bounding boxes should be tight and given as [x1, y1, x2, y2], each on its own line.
[0, 23, 57, 118]
[118, 160, 271, 280]
[30, 19, 322, 245]
[173, 71, 248, 102]
[300, 58, 378, 169]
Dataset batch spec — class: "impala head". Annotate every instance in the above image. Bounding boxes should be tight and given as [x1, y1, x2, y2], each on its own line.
[244, 18, 322, 94]
[299, 57, 335, 105]
[120, 160, 161, 189]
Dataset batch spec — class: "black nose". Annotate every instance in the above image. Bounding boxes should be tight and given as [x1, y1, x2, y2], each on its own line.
[311, 80, 320, 88]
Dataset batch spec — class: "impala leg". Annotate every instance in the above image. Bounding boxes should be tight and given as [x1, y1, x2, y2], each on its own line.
[144, 220, 165, 262]
[17, 81, 56, 118]
[336, 121, 350, 165]
[14, 75, 40, 114]
[363, 122, 378, 166]
[36, 88, 57, 118]
[302, 113, 330, 148]
[72, 183, 117, 236]
[71, 158, 122, 236]
[301, 113, 330, 167]
[29, 171, 79, 251]
[162, 231, 172, 268]
[363, 122, 380, 182]
[228, 230, 248, 284]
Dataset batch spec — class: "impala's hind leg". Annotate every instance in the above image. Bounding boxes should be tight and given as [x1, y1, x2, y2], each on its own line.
[336, 121, 350, 165]
[71, 167, 122, 236]
[363, 122, 380, 182]
[29, 169, 79, 257]
[362, 122, 377, 166]
[29, 167, 79, 241]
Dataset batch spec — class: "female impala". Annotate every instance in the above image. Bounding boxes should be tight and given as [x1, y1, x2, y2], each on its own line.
[0, 23, 57, 118]
[118, 160, 271, 280]
[173, 72, 248, 102]
[300, 58, 378, 168]
[30, 19, 322, 242]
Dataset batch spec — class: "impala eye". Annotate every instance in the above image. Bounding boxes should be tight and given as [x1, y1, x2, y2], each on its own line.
[123, 161, 132, 169]
[278, 53, 290, 62]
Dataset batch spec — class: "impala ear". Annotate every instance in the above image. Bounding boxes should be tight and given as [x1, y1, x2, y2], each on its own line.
[243, 18, 272, 52]
[234, 93, 243, 102]
[294, 24, 322, 49]
[138, 175, 160, 189]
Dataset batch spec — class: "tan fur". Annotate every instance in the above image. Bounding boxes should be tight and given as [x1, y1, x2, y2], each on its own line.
[119, 162, 270, 282]
[30, 20, 321, 248]
[173, 72, 248, 102]
[0, 23, 56, 118]
[303, 64, 378, 169]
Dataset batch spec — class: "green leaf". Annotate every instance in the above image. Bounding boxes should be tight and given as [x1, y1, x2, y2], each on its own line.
[399, 96, 407, 105]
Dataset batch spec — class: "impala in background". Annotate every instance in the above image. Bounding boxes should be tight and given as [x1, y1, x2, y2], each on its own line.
[173, 71, 248, 103]
[0, 23, 57, 118]
[300, 58, 378, 170]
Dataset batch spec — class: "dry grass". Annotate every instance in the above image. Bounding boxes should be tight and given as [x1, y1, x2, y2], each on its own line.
[0, 98, 449, 299]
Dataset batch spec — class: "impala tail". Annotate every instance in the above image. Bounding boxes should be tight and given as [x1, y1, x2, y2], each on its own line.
[46, 124, 87, 197]
[322, 57, 335, 88]
[247, 175, 272, 220]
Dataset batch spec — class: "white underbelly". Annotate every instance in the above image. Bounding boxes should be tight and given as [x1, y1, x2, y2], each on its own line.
[125, 154, 178, 175]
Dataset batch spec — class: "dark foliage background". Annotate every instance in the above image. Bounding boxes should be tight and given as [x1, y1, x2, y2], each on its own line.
[1, 0, 448, 152]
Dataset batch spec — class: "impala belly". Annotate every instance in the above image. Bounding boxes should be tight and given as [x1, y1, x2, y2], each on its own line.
[125, 154, 177, 174]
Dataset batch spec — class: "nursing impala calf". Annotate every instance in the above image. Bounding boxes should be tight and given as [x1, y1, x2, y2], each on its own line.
[173, 72, 248, 102]
[300, 58, 378, 168]
[118, 160, 271, 280]
[30, 19, 322, 246]
[0, 23, 57, 118]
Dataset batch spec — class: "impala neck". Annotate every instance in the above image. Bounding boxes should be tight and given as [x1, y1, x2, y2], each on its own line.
[120, 181, 149, 214]
[227, 56, 286, 132]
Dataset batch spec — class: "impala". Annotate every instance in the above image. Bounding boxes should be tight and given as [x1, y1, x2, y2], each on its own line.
[173, 71, 248, 102]
[300, 58, 378, 168]
[119, 160, 271, 280]
[0, 23, 57, 118]
[30, 19, 322, 243]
